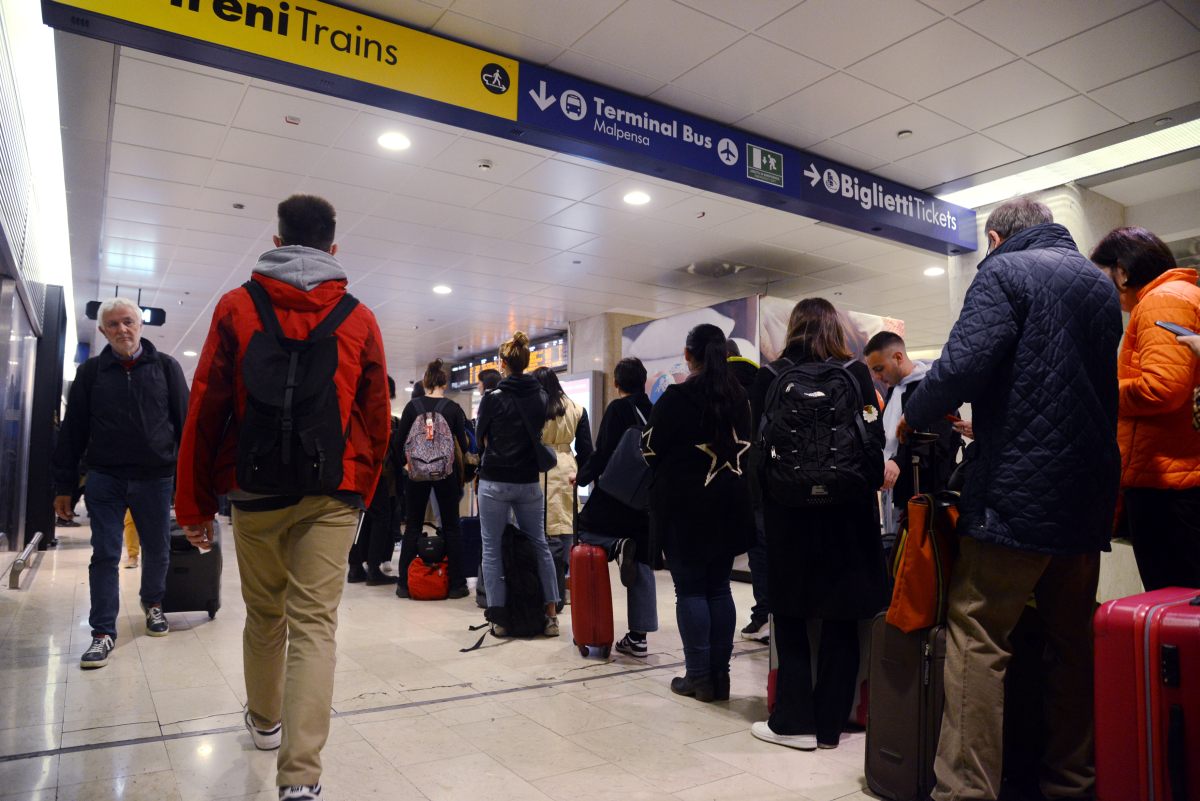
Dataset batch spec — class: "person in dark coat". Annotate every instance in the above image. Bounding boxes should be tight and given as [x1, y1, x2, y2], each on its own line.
[726, 340, 770, 641]
[347, 375, 405, 585]
[901, 197, 1123, 801]
[644, 324, 755, 702]
[576, 357, 658, 657]
[748, 298, 886, 751]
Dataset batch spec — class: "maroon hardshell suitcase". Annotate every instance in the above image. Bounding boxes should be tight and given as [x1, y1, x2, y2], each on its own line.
[1095, 588, 1200, 801]
[569, 543, 614, 659]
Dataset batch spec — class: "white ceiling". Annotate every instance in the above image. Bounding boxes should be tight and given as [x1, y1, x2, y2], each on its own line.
[63, 0, 1200, 378]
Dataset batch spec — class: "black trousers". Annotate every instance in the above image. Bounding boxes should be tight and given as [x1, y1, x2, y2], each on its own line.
[399, 477, 466, 591]
[769, 615, 860, 746]
[349, 488, 396, 570]
[1124, 486, 1200, 590]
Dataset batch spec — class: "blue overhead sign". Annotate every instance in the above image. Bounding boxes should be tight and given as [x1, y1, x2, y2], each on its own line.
[516, 64, 975, 254]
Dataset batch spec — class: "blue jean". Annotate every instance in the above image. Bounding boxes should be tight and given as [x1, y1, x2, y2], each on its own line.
[478, 480, 559, 608]
[665, 550, 736, 677]
[578, 531, 659, 634]
[84, 471, 173, 638]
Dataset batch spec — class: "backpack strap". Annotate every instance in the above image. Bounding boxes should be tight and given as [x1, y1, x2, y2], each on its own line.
[242, 280, 285, 339]
[432, 398, 449, 417]
[307, 293, 360, 341]
[835, 358, 871, 445]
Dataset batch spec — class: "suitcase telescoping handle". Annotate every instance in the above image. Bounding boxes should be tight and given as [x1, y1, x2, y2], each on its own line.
[909, 432, 939, 495]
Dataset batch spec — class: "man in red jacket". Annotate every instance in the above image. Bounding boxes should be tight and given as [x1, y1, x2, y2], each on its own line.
[175, 195, 389, 801]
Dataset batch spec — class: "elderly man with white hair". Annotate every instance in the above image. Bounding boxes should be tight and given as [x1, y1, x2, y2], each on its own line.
[53, 297, 189, 669]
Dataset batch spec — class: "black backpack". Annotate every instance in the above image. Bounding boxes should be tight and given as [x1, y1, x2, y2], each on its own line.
[461, 523, 547, 650]
[758, 357, 870, 506]
[236, 280, 359, 496]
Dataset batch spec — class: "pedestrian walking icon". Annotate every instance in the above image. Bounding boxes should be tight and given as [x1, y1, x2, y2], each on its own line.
[480, 64, 510, 94]
[717, 138, 738, 166]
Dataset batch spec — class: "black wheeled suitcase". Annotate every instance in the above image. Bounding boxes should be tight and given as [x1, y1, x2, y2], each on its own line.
[162, 519, 223, 619]
[865, 614, 947, 801]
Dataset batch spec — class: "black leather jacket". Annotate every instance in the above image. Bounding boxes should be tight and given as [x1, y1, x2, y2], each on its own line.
[476, 374, 549, 485]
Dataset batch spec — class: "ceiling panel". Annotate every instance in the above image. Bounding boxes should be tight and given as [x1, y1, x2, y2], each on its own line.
[107, 173, 201, 209]
[1027, 3, 1200, 92]
[431, 11, 566, 64]
[760, 73, 908, 140]
[116, 56, 247, 123]
[506, 222, 597, 251]
[833, 106, 971, 162]
[511, 158, 622, 201]
[849, 21, 1015, 101]
[893, 133, 1023, 186]
[474, 187, 575, 221]
[428, 136, 546, 184]
[1090, 156, 1200, 205]
[1090, 53, 1200, 123]
[230, 86, 357, 145]
[761, 0, 941, 68]
[572, 0, 743, 83]
[671, 36, 833, 115]
[205, 161, 302, 199]
[108, 143, 213, 185]
[333, 111, 460, 163]
[983, 95, 1126, 155]
[920, 61, 1076, 131]
[111, 105, 227, 157]
[955, 0, 1151, 55]
[545, 50, 665, 98]
[447, 0, 624, 48]
[218, 127, 327, 173]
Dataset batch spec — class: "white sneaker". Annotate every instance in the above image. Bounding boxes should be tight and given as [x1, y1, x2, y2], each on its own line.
[750, 721, 817, 750]
[244, 708, 281, 751]
[279, 785, 322, 801]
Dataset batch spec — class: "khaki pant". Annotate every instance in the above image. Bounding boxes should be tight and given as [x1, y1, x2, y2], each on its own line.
[933, 537, 1100, 801]
[233, 496, 360, 787]
[123, 510, 139, 561]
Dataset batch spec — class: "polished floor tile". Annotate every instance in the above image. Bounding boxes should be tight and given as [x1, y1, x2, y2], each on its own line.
[0, 521, 878, 801]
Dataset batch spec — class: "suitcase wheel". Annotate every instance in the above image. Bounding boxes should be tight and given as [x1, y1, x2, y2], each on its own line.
[206, 601, 220, 619]
[579, 645, 589, 658]
[599, 645, 611, 659]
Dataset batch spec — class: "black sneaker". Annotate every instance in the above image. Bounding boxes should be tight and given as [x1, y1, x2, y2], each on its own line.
[143, 604, 169, 637]
[615, 633, 647, 658]
[740, 617, 769, 642]
[395, 584, 410, 599]
[278, 785, 322, 801]
[80, 635, 114, 669]
[56, 517, 80, 528]
[616, 538, 638, 588]
[364, 569, 397, 586]
[447, 585, 470, 599]
[347, 565, 367, 583]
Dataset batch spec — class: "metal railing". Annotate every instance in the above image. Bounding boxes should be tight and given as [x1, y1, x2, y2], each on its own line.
[8, 531, 43, 589]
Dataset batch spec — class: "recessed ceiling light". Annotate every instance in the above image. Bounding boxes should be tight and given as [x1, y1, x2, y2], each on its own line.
[897, 129, 913, 140]
[623, 190, 651, 206]
[433, 285, 452, 295]
[183, 350, 198, 357]
[924, 266, 946, 277]
[377, 131, 411, 151]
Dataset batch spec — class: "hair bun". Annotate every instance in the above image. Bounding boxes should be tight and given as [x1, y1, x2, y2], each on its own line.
[511, 330, 530, 347]
[431, 358, 444, 369]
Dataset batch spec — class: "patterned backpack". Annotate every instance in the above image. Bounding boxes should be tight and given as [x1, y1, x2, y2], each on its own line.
[404, 399, 455, 482]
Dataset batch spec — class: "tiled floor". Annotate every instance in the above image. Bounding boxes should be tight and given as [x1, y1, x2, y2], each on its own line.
[0, 520, 874, 801]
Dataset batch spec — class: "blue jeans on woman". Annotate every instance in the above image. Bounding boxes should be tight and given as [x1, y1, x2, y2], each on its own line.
[84, 471, 174, 638]
[478, 480, 560, 608]
[665, 550, 735, 677]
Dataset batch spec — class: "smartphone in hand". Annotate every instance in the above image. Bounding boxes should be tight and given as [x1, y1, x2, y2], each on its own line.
[1155, 320, 1198, 337]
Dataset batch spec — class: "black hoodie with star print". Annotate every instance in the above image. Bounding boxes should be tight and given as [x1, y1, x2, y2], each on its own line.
[643, 379, 756, 565]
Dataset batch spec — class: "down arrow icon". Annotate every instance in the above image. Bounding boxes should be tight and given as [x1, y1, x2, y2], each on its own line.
[529, 80, 556, 111]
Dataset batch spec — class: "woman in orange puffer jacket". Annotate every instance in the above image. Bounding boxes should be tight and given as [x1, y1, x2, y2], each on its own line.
[1092, 227, 1200, 590]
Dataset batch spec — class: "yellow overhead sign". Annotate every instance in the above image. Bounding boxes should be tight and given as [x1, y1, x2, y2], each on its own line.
[52, 0, 519, 120]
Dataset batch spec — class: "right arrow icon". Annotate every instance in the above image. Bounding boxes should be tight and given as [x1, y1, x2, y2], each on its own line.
[803, 163, 821, 187]
[528, 80, 556, 111]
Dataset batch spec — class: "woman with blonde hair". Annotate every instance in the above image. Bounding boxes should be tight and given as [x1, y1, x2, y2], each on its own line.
[532, 367, 593, 611]
[476, 332, 561, 635]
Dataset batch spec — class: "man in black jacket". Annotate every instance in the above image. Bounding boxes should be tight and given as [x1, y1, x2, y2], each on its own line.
[726, 340, 770, 641]
[902, 198, 1122, 801]
[53, 298, 189, 669]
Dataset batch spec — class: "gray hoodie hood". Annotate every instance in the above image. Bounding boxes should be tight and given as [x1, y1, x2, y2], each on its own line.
[253, 246, 346, 291]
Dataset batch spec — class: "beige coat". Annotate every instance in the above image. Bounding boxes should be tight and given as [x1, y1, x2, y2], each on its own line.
[541, 397, 583, 535]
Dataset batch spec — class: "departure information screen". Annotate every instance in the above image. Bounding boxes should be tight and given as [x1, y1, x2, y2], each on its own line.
[449, 335, 568, 390]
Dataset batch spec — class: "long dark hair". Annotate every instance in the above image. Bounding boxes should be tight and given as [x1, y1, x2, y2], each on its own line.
[786, 298, 852, 360]
[532, 366, 567, 420]
[685, 323, 741, 450]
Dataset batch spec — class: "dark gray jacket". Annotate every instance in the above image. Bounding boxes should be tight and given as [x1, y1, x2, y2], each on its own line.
[53, 339, 189, 491]
[904, 223, 1122, 555]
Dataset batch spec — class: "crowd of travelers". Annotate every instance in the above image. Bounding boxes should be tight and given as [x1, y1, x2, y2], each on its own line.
[50, 193, 1199, 801]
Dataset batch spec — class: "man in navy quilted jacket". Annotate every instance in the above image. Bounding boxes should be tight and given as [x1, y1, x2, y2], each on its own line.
[903, 197, 1123, 801]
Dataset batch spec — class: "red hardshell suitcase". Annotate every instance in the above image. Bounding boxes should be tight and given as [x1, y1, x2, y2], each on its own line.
[569, 543, 614, 659]
[1095, 587, 1200, 801]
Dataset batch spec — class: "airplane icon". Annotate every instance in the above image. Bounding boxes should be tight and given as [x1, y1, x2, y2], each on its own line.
[717, 138, 738, 166]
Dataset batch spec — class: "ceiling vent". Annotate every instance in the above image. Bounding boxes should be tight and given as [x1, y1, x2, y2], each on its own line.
[681, 259, 755, 279]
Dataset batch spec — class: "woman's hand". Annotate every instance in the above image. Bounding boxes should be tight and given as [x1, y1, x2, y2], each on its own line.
[568, 472, 577, 487]
[1178, 334, 1200, 359]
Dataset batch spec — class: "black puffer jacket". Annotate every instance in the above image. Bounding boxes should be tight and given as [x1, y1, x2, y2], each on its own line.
[904, 223, 1123, 555]
[476, 374, 549, 485]
[53, 339, 189, 491]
